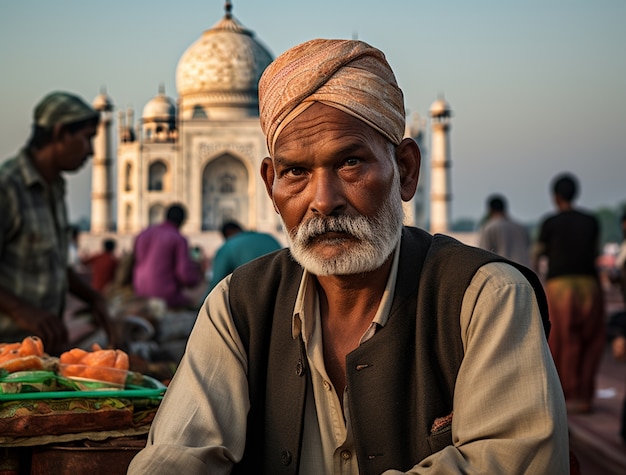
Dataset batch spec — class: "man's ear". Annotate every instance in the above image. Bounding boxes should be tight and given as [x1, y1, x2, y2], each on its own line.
[52, 124, 65, 142]
[395, 138, 421, 201]
[260, 157, 279, 213]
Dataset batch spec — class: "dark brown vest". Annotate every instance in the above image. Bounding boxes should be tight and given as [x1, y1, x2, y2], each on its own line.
[229, 227, 548, 475]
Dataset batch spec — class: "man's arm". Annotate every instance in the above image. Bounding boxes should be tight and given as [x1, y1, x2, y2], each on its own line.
[208, 246, 232, 292]
[385, 262, 569, 474]
[66, 267, 118, 348]
[0, 185, 68, 352]
[174, 236, 202, 287]
[127, 276, 249, 475]
[0, 283, 68, 353]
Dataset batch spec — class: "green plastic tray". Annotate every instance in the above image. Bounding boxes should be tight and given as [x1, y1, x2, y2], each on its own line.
[0, 375, 166, 401]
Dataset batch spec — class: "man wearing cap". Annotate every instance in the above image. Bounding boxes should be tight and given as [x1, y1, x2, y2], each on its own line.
[0, 91, 117, 354]
[129, 40, 568, 474]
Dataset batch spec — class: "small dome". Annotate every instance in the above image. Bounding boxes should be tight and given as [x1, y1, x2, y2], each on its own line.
[93, 92, 113, 111]
[142, 89, 176, 122]
[175, 3, 273, 118]
[429, 97, 451, 117]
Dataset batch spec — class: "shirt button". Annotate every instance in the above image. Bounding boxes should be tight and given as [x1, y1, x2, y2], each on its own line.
[281, 450, 292, 465]
[341, 450, 352, 461]
[323, 380, 331, 391]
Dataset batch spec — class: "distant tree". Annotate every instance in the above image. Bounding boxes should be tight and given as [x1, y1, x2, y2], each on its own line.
[75, 216, 91, 232]
[451, 218, 477, 232]
[595, 206, 621, 245]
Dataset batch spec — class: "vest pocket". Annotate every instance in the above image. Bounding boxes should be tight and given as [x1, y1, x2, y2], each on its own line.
[426, 429, 453, 455]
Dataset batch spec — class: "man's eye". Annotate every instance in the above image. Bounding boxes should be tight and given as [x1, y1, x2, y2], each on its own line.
[344, 157, 360, 167]
[285, 167, 305, 177]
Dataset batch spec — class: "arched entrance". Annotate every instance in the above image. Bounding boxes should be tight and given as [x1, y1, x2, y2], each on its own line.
[201, 154, 249, 230]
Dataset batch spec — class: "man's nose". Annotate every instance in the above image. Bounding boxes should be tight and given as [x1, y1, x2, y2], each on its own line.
[310, 171, 346, 216]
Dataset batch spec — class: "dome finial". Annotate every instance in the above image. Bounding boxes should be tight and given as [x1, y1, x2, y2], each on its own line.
[225, 0, 232, 19]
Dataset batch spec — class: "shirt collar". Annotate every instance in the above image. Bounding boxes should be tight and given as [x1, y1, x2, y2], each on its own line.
[292, 237, 402, 341]
[17, 148, 66, 193]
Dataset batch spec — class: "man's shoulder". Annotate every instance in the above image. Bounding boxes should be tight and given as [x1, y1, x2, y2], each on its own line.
[0, 154, 28, 210]
[480, 217, 503, 233]
[0, 154, 21, 183]
[229, 248, 297, 295]
[224, 231, 281, 254]
[497, 218, 530, 239]
[239, 230, 280, 243]
[134, 227, 151, 241]
[484, 216, 526, 232]
[575, 208, 600, 225]
[248, 231, 282, 248]
[549, 209, 598, 229]
[423, 231, 525, 281]
[233, 247, 292, 274]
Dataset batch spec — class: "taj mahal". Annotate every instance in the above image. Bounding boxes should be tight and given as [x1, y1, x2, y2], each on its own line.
[86, 2, 453, 255]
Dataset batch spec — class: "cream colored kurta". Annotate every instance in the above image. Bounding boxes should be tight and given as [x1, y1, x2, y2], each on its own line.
[128, 249, 569, 474]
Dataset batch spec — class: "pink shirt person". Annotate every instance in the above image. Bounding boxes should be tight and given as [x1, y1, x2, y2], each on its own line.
[132, 205, 202, 308]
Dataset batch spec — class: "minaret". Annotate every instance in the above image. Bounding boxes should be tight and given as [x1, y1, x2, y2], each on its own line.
[91, 90, 114, 233]
[429, 97, 452, 234]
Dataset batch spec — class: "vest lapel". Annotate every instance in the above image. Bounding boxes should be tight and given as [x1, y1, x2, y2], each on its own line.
[346, 228, 432, 474]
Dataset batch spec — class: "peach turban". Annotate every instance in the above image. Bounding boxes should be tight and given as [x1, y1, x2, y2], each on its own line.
[259, 39, 406, 157]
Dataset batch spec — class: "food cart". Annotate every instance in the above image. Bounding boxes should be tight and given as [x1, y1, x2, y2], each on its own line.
[0, 339, 165, 474]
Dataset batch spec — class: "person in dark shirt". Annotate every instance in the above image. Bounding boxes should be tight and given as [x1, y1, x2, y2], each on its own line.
[533, 172, 604, 414]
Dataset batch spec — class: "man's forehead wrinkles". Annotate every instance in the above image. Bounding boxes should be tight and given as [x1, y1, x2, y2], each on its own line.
[275, 139, 367, 162]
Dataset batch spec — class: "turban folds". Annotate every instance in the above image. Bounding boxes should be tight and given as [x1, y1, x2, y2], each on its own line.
[259, 39, 406, 157]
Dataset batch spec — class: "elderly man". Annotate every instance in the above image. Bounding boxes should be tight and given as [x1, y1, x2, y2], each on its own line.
[0, 91, 117, 354]
[129, 40, 569, 474]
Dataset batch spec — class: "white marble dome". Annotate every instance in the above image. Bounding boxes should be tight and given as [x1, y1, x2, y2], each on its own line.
[142, 90, 176, 122]
[175, 6, 273, 119]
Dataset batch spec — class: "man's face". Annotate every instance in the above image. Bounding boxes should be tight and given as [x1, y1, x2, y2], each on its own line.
[56, 123, 97, 172]
[261, 103, 408, 276]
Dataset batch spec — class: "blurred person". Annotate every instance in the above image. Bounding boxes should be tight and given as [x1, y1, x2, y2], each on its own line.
[533, 172, 605, 414]
[608, 211, 626, 443]
[478, 193, 531, 267]
[0, 91, 117, 354]
[610, 314, 626, 444]
[67, 224, 81, 268]
[207, 220, 281, 292]
[129, 39, 568, 474]
[132, 203, 203, 310]
[615, 211, 626, 305]
[81, 238, 119, 294]
[608, 304, 626, 445]
[132, 204, 205, 362]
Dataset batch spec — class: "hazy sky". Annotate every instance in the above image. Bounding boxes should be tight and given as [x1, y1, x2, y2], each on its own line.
[1, 0, 624, 225]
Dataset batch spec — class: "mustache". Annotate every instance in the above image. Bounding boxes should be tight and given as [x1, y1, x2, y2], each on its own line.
[291, 215, 371, 244]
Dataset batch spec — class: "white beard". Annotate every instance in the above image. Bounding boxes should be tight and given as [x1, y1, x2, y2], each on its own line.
[283, 167, 404, 276]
